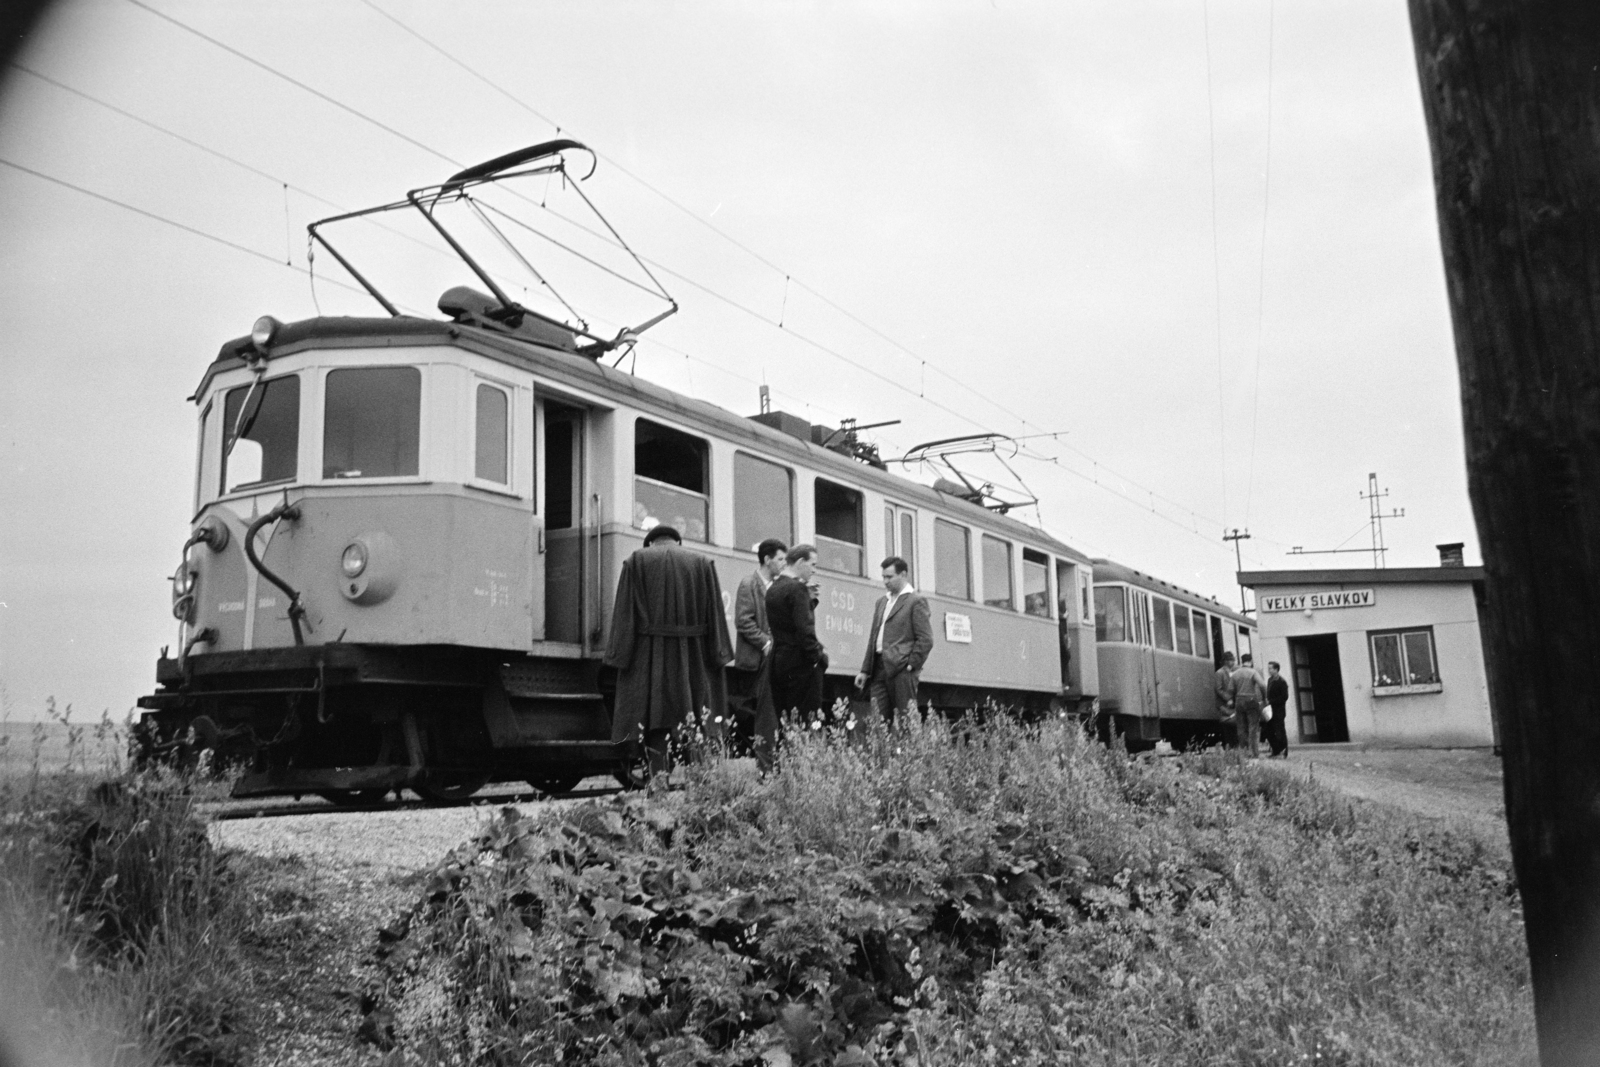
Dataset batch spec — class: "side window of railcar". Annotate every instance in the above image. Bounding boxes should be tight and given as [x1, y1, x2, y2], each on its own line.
[1022, 549, 1050, 617]
[885, 504, 917, 577]
[323, 367, 420, 480]
[221, 374, 300, 494]
[1173, 604, 1194, 654]
[933, 519, 972, 600]
[1152, 597, 1175, 651]
[734, 452, 794, 549]
[634, 419, 710, 542]
[1093, 585, 1126, 642]
[982, 536, 1014, 610]
[474, 382, 510, 485]
[1192, 611, 1212, 659]
[1238, 627, 1253, 662]
[1131, 590, 1151, 645]
[195, 401, 213, 508]
[814, 479, 864, 575]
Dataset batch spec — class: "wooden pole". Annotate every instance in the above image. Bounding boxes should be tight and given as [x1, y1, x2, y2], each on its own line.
[1407, 2, 1600, 1062]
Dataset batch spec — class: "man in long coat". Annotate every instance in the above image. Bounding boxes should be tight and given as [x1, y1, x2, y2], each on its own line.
[603, 526, 733, 775]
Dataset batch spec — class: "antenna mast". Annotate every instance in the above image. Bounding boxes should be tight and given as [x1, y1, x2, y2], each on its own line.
[1287, 471, 1406, 568]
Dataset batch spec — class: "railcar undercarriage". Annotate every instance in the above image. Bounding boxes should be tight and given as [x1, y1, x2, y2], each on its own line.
[135, 644, 629, 803]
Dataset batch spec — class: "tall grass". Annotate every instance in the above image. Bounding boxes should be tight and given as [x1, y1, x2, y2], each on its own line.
[372, 710, 1534, 1066]
[0, 700, 252, 1066]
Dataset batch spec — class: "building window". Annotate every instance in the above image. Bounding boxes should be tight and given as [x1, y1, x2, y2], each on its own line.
[635, 418, 709, 542]
[1022, 549, 1051, 617]
[734, 452, 793, 550]
[814, 478, 863, 575]
[1173, 604, 1193, 655]
[982, 536, 1014, 610]
[934, 519, 971, 600]
[474, 383, 509, 484]
[1094, 585, 1126, 642]
[222, 374, 300, 493]
[1369, 628, 1441, 692]
[324, 367, 420, 480]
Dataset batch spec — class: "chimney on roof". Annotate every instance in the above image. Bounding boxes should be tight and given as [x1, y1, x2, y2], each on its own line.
[1437, 542, 1465, 567]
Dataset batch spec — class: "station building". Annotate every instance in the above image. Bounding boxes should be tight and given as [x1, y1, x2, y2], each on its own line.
[1237, 544, 1496, 748]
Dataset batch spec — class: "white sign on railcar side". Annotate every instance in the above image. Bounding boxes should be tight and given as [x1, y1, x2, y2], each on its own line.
[1259, 589, 1376, 612]
[944, 612, 972, 643]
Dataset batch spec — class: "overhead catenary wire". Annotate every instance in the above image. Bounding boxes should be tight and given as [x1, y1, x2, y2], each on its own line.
[0, 156, 371, 303]
[107, 0, 1282, 568]
[1243, 0, 1276, 529]
[1201, 0, 1229, 527]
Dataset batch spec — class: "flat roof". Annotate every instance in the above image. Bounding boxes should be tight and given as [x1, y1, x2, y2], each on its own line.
[1238, 566, 1485, 586]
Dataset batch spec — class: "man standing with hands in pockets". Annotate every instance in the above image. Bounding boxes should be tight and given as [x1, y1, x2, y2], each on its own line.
[855, 556, 934, 723]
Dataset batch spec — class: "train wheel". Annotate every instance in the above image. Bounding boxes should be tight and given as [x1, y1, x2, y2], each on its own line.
[317, 789, 391, 807]
[526, 774, 582, 797]
[414, 769, 489, 805]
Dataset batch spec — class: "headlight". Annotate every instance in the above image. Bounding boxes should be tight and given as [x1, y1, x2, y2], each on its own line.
[250, 315, 281, 353]
[340, 542, 368, 578]
[173, 565, 197, 596]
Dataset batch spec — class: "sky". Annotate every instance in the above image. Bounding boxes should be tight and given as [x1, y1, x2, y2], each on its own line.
[0, 0, 1477, 720]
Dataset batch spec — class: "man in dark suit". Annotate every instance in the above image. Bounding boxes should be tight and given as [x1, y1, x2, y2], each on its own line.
[854, 556, 934, 722]
[1265, 660, 1291, 758]
[766, 544, 828, 716]
[731, 538, 786, 765]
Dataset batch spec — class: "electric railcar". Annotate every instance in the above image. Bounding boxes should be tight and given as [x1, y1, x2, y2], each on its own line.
[1091, 559, 1255, 747]
[136, 142, 1103, 803]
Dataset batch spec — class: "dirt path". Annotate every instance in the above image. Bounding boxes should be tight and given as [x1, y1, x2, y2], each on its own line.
[213, 790, 587, 1067]
[1279, 744, 1509, 849]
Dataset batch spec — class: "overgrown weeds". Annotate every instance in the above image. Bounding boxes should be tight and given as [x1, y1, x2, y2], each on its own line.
[0, 703, 253, 1066]
[371, 711, 1534, 1066]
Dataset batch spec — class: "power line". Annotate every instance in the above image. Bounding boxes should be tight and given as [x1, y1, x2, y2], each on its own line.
[123, 0, 461, 170]
[1243, 0, 1276, 528]
[1201, 0, 1229, 526]
[1, 155, 361, 298]
[341, 0, 1269, 543]
[113, 0, 1273, 561]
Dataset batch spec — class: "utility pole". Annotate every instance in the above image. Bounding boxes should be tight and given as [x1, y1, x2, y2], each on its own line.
[1410, 2, 1600, 1060]
[1223, 528, 1251, 612]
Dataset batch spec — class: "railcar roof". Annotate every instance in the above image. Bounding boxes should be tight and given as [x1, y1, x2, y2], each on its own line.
[1091, 557, 1251, 625]
[196, 315, 1092, 564]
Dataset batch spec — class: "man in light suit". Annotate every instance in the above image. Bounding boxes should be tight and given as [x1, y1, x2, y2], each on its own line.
[731, 538, 786, 765]
[854, 556, 934, 723]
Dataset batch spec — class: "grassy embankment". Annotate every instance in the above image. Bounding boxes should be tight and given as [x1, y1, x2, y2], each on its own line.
[0, 702, 253, 1066]
[369, 710, 1535, 1066]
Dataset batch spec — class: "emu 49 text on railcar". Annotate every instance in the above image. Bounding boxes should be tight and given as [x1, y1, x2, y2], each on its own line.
[136, 142, 1100, 804]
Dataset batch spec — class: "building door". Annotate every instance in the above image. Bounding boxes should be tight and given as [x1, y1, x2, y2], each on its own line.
[541, 399, 586, 645]
[1287, 634, 1349, 743]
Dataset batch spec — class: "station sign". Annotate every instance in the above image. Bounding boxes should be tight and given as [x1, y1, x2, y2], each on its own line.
[1259, 589, 1375, 612]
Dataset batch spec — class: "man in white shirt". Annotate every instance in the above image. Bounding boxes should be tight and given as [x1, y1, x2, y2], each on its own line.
[854, 556, 934, 722]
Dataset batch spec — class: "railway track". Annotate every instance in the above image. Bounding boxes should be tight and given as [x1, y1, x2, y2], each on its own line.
[201, 780, 625, 822]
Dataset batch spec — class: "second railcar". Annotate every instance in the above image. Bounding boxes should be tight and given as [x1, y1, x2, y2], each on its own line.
[1092, 559, 1255, 746]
